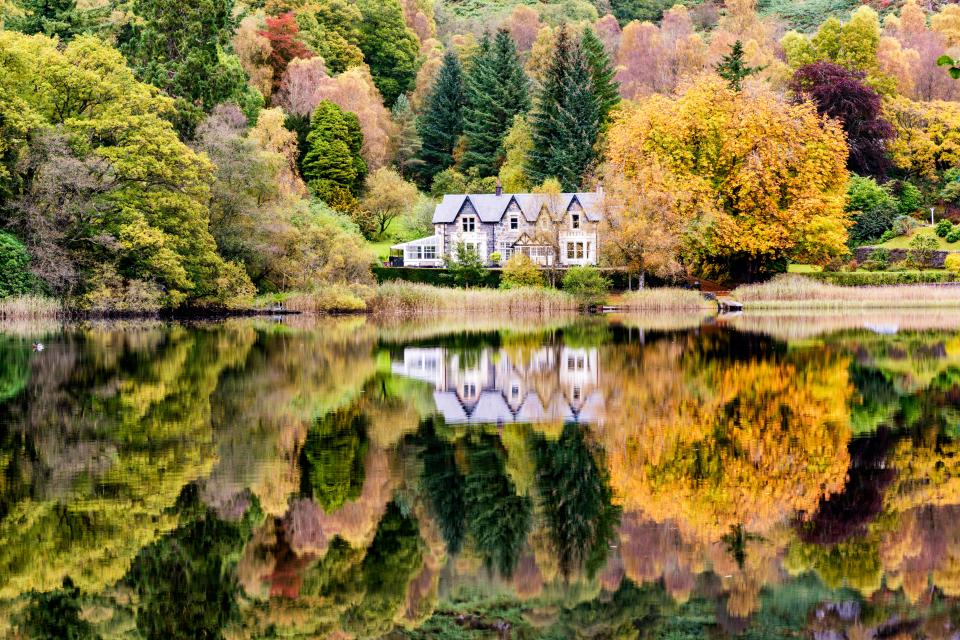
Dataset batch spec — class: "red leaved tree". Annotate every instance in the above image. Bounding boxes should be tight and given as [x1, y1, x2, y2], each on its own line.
[259, 12, 314, 93]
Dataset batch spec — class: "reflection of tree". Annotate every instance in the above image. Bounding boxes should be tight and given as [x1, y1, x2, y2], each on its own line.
[0, 337, 29, 406]
[125, 486, 261, 640]
[343, 501, 424, 637]
[17, 577, 99, 640]
[533, 423, 620, 578]
[604, 330, 852, 542]
[299, 407, 368, 512]
[464, 435, 532, 577]
[417, 418, 466, 554]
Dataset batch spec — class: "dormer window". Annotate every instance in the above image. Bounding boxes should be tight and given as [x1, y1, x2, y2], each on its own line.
[462, 216, 476, 232]
[510, 215, 519, 230]
[571, 213, 580, 229]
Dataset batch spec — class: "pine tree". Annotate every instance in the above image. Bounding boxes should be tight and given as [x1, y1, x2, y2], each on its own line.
[462, 29, 531, 178]
[715, 40, 761, 91]
[391, 94, 423, 179]
[8, 0, 108, 40]
[415, 51, 465, 188]
[302, 100, 363, 196]
[581, 27, 621, 129]
[527, 26, 601, 192]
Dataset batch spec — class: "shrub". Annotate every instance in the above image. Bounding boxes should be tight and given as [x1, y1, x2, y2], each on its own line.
[847, 176, 899, 245]
[937, 219, 955, 237]
[562, 266, 611, 306]
[489, 251, 502, 264]
[500, 253, 545, 289]
[892, 215, 922, 237]
[890, 180, 923, 216]
[859, 248, 891, 271]
[0, 231, 33, 299]
[946, 254, 960, 273]
[806, 270, 953, 286]
[949, 229, 960, 243]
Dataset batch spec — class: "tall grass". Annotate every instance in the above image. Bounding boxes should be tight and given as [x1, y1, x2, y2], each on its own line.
[371, 282, 577, 315]
[0, 295, 64, 319]
[618, 288, 714, 311]
[734, 275, 960, 308]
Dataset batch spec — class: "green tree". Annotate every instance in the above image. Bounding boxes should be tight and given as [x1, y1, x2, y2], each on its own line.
[580, 27, 620, 129]
[302, 100, 367, 198]
[715, 40, 762, 91]
[391, 94, 422, 180]
[0, 231, 32, 298]
[354, 0, 420, 107]
[295, 1, 365, 74]
[461, 30, 531, 177]
[417, 418, 467, 554]
[527, 25, 600, 191]
[415, 51, 465, 187]
[846, 176, 898, 246]
[445, 242, 488, 287]
[18, 578, 99, 640]
[118, 0, 258, 135]
[7, 0, 107, 40]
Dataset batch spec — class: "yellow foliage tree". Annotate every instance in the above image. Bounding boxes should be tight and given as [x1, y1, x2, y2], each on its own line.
[885, 96, 960, 183]
[605, 77, 851, 282]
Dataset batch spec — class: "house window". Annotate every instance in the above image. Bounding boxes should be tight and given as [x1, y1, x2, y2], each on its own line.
[572, 213, 580, 229]
[423, 245, 437, 260]
[573, 386, 582, 401]
[462, 216, 476, 232]
[408, 246, 422, 260]
[567, 355, 575, 370]
[511, 385, 520, 399]
[567, 242, 585, 260]
[510, 216, 519, 230]
[463, 384, 476, 398]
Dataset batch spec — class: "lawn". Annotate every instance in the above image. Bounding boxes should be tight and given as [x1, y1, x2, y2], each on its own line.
[873, 225, 957, 250]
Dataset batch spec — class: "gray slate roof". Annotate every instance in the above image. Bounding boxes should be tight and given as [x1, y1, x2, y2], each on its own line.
[432, 192, 603, 225]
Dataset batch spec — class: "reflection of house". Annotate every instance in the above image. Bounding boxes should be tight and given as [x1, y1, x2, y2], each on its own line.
[391, 185, 605, 267]
[390, 345, 604, 425]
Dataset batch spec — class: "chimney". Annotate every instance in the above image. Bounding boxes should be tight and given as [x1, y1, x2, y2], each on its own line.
[495, 177, 503, 197]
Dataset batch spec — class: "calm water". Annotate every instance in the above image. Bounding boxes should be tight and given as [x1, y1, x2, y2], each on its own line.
[2, 312, 960, 639]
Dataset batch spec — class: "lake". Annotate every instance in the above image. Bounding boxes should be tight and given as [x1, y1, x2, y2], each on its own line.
[2, 311, 960, 638]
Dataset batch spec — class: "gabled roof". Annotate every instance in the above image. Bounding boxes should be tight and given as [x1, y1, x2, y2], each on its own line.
[432, 192, 603, 225]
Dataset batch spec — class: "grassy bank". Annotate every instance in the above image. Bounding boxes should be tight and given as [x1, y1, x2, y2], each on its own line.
[733, 275, 960, 309]
[0, 296, 64, 319]
[618, 288, 715, 311]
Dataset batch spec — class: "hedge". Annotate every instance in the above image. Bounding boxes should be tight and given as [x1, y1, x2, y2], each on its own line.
[373, 266, 501, 288]
[806, 270, 957, 286]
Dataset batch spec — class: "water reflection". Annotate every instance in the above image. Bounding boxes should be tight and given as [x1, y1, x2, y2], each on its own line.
[1, 315, 960, 637]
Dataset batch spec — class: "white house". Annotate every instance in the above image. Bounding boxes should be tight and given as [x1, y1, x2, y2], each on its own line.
[390, 185, 605, 267]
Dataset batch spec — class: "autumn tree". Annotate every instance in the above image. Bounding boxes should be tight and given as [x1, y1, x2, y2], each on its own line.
[415, 51, 465, 188]
[1, 32, 254, 307]
[616, 6, 707, 99]
[259, 12, 313, 94]
[790, 61, 894, 179]
[527, 25, 601, 191]
[294, 0, 365, 75]
[361, 168, 419, 238]
[354, 0, 421, 107]
[461, 30, 531, 178]
[498, 115, 533, 192]
[234, 14, 274, 100]
[606, 76, 851, 282]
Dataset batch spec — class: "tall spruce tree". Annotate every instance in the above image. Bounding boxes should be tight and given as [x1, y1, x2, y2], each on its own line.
[581, 27, 620, 130]
[715, 40, 761, 91]
[302, 100, 366, 197]
[527, 26, 601, 191]
[415, 51, 465, 188]
[391, 94, 423, 180]
[8, 0, 108, 40]
[461, 29, 531, 178]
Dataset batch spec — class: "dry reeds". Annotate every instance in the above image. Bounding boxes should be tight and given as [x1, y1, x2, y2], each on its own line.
[618, 288, 714, 311]
[734, 275, 960, 309]
[370, 282, 578, 315]
[0, 296, 64, 319]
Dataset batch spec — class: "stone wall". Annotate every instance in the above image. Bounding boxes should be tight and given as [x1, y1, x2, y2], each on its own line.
[854, 246, 951, 268]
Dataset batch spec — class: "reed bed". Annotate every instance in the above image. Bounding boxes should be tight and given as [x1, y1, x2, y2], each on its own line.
[618, 288, 714, 311]
[0, 295, 64, 319]
[734, 275, 960, 309]
[720, 309, 960, 341]
[371, 282, 578, 315]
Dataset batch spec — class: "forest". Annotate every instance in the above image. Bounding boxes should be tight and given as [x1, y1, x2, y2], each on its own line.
[2, 0, 960, 308]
